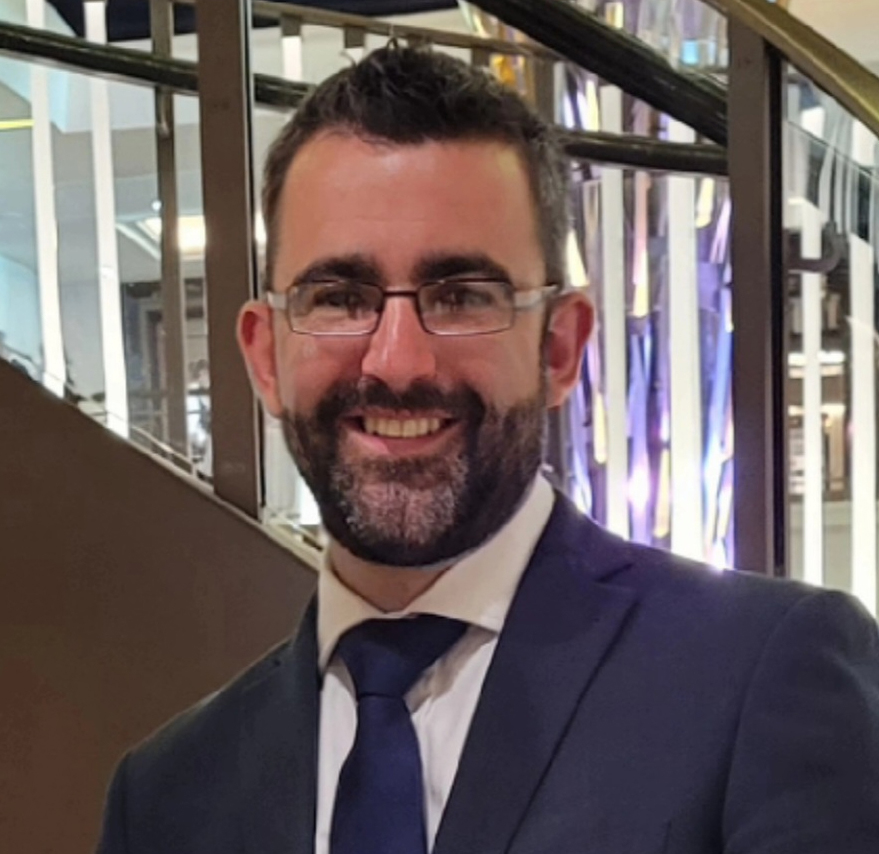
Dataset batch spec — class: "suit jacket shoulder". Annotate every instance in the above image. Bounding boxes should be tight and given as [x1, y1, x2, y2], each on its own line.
[97, 605, 319, 854]
[127, 633, 295, 781]
[476, 496, 879, 854]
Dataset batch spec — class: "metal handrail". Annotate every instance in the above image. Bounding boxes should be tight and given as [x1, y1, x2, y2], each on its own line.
[708, 0, 879, 140]
[559, 130, 726, 175]
[0, 20, 727, 175]
[0, 20, 311, 107]
[470, 0, 729, 146]
[172, 0, 556, 60]
[0, 7, 870, 177]
[476, 0, 879, 147]
[177, 0, 732, 150]
[1, 352, 323, 569]
[0, 352, 208, 479]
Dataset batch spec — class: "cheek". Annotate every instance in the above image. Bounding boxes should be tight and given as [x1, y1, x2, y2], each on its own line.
[272, 330, 544, 413]
[453, 333, 543, 406]
[275, 337, 362, 412]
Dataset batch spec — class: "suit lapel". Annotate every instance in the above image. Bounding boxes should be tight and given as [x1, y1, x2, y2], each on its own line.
[240, 599, 320, 854]
[433, 498, 637, 854]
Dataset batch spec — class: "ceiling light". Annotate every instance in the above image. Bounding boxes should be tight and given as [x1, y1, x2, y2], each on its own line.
[140, 213, 266, 258]
[0, 119, 34, 132]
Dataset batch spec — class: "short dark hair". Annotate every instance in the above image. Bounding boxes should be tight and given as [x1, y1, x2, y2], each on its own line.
[261, 45, 570, 289]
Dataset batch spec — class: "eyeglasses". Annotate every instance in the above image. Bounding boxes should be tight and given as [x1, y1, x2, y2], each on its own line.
[265, 279, 560, 337]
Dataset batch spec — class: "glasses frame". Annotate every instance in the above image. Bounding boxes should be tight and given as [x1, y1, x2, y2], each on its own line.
[264, 279, 562, 338]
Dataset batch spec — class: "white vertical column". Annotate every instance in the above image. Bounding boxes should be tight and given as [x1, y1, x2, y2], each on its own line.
[85, 0, 128, 437]
[667, 120, 704, 560]
[849, 122, 877, 615]
[281, 16, 304, 81]
[801, 202, 825, 587]
[27, 0, 64, 397]
[599, 85, 629, 538]
[275, 15, 310, 525]
[263, 417, 295, 519]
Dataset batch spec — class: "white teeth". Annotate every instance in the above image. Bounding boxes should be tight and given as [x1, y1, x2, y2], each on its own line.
[362, 416, 445, 438]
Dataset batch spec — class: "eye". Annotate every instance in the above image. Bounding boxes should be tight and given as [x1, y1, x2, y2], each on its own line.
[307, 283, 374, 315]
[428, 281, 502, 313]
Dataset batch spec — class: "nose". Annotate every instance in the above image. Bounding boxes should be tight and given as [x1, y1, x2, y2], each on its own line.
[360, 293, 437, 390]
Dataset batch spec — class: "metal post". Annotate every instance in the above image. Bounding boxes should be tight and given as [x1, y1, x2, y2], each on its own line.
[471, 46, 491, 68]
[151, 0, 189, 459]
[531, 57, 556, 120]
[195, 0, 261, 517]
[343, 26, 366, 63]
[728, 21, 787, 576]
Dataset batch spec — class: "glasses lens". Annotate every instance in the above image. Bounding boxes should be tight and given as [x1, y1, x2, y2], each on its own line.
[420, 280, 513, 334]
[288, 282, 381, 334]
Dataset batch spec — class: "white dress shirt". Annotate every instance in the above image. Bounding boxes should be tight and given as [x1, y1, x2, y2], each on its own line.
[314, 475, 555, 854]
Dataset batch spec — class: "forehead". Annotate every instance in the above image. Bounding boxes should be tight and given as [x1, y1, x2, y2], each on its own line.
[271, 132, 544, 285]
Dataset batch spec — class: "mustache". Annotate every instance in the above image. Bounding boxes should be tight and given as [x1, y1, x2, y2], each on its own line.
[313, 378, 486, 429]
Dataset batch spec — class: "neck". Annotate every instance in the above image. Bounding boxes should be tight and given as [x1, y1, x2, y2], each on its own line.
[328, 541, 450, 612]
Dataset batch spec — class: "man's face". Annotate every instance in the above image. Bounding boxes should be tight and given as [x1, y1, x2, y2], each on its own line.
[239, 133, 591, 566]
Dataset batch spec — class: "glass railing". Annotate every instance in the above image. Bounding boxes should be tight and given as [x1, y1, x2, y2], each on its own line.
[0, 43, 212, 468]
[0, 1, 726, 566]
[188, 0, 729, 554]
[251, 99, 326, 548]
[558, 158, 735, 565]
[467, 0, 728, 146]
[456, 1, 736, 563]
[723, 0, 879, 613]
[460, 0, 879, 612]
[783, 76, 879, 609]
[463, 0, 730, 74]
[3, 0, 879, 611]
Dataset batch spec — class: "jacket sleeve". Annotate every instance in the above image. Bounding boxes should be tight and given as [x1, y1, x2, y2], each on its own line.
[95, 753, 131, 854]
[723, 588, 879, 853]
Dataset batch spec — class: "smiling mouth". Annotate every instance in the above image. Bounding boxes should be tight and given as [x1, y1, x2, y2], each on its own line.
[350, 415, 455, 439]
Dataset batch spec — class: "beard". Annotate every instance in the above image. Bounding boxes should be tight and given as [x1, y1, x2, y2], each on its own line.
[281, 376, 547, 567]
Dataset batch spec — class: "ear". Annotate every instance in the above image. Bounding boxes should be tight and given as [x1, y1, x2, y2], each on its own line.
[543, 291, 594, 409]
[237, 299, 284, 418]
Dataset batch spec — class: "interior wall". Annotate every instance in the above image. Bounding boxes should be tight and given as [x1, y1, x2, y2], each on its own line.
[0, 361, 317, 854]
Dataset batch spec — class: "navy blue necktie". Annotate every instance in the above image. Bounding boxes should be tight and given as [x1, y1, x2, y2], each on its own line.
[329, 615, 467, 854]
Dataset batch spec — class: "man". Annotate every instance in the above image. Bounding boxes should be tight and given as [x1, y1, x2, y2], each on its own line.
[98, 46, 879, 854]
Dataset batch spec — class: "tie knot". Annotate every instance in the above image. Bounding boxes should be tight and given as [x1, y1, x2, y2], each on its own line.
[335, 615, 467, 700]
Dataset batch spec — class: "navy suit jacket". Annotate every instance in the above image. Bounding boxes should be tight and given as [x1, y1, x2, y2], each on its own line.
[97, 496, 879, 854]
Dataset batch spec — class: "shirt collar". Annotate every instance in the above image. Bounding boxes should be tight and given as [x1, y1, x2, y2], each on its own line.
[317, 475, 555, 672]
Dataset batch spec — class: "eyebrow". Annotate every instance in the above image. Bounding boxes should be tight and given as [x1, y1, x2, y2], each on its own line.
[412, 252, 513, 285]
[287, 251, 514, 290]
[289, 254, 385, 289]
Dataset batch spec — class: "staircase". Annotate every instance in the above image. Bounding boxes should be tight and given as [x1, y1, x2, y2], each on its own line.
[0, 358, 317, 853]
